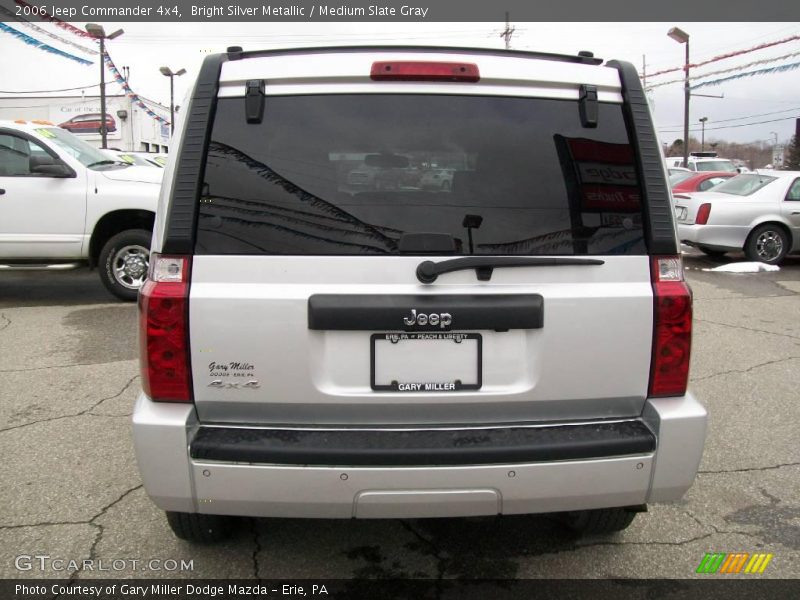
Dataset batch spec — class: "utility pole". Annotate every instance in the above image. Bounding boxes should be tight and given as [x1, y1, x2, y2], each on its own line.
[500, 12, 515, 50]
[85, 24, 124, 149]
[642, 55, 647, 91]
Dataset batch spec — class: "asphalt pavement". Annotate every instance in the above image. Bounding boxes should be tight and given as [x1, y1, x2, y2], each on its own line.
[1, 251, 798, 580]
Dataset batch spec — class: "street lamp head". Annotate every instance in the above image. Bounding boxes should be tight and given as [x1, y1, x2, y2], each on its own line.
[85, 23, 105, 38]
[699, 117, 708, 123]
[107, 29, 124, 40]
[159, 67, 173, 77]
[667, 27, 689, 44]
[175, 69, 187, 77]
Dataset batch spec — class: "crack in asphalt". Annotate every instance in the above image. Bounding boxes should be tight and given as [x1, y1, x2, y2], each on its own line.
[0, 359, 134, 374]
[399, 521, 446, 596]
[698, 461, 800, 474]
[61, 484, 144, 586]
[694, 317, 800, 342]
[0, 313, 10, 331]
[0, 375, 139, 434]
[251, 519, 262, 580]
[691, 355, 800, 382]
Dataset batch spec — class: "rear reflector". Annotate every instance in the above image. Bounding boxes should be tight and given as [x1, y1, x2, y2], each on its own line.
[139, 254, 192, 403]
[370, 61, 480, 82]
[695, 203, 712, 225]
[649, 256, 692, 397]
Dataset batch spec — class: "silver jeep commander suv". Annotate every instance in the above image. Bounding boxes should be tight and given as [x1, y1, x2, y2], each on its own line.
[134, 46, 707, 542]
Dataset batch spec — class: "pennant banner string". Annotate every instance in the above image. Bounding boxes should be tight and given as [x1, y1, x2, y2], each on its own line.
[0, 22, 93, 65]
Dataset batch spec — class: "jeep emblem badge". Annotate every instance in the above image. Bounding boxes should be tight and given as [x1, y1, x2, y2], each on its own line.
[403, 309, 452, 329]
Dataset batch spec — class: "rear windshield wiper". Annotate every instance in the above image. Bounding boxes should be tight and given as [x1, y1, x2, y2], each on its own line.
[416, 256, 605, 283]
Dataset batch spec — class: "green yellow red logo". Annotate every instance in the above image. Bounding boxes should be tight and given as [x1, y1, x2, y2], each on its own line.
[696, 552, 773, 574]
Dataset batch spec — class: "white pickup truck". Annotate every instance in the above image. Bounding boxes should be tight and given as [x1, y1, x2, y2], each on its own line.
[0, 120, 161, 300]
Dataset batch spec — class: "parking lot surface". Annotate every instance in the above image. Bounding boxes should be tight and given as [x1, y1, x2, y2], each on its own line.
[1, 251, 799, 579]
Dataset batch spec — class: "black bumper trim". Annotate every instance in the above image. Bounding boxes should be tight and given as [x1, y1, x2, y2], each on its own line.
[189, 420, 656, 466]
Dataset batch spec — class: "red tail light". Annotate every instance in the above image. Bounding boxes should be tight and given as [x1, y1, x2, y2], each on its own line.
[649, 256, 692, 397]
[370, 61, 480, 82]
[695, 203, 712, 225]
[139, 254, 192, 402]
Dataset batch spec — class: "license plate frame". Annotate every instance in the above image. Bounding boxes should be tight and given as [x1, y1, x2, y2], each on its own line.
[370, 332, 482, 392]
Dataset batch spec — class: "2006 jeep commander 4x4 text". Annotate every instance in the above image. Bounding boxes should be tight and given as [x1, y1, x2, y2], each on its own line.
[134, 46, 707, 542]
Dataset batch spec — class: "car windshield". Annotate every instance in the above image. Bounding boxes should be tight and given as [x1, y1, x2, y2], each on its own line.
[712, 173, 777, 196]
[196, 95, 648, 256]
[33, 127, 126, 170]
[695, 160, 736, 172]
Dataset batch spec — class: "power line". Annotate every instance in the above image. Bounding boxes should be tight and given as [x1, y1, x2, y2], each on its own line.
[658, 107, 800, 128]
[658, 115, 798, 133]
[0, 83, 101, 94]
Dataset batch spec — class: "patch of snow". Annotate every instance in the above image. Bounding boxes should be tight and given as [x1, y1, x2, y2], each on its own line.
[702, 262, 780, 273]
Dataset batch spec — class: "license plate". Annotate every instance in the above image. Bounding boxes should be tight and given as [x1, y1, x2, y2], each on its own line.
[675, 206, 687, 221]
[371, 333, 482, 392]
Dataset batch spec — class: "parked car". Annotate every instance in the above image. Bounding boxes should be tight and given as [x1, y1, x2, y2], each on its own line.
[58, 113, 117, 134]
[419, 168, 454, 191]
[675, 170, 800, 263]
[665, 153, 737, 173]
[133, 46, 706, 543]
[672, 171, 736, 193]
[0, 120, 161, 300]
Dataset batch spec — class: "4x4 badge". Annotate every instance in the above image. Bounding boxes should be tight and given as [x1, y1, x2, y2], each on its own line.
[403, 309, 452, 329]
[208, 380, 261, 389]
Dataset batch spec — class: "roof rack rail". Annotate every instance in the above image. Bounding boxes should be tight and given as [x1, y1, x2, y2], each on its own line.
[222, 45, 603, 66]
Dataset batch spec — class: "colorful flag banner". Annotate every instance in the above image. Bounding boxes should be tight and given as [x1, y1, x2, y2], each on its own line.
[647, 50, 800, 90]
[103, 51, 171, 126]
[0, 22, 93, 65]
[0, 5, 99, 55]
[646, 34, 800, 79]
[691, 60, 800, 90]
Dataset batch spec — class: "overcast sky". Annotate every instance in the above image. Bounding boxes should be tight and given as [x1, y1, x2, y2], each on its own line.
[1, 20, 799, 146]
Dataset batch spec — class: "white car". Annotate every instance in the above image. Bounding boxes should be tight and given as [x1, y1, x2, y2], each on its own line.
[665, 154, 738, 173]
[675, 171, 800, 263]
[0, 120, 162, 300]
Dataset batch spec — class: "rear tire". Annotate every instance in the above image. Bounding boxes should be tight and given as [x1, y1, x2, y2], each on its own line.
[561, 508, 638, 534]
[165, 511, 236, 543]
[98, 229, 151, 301]
[744, 224, 789, 265]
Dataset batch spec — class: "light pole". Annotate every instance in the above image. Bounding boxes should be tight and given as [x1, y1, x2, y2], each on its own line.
[159, 66, 186, 135]
[85, 24, 123, 149]
[668, 27, 690, 168]
[699, 117, 708, 151]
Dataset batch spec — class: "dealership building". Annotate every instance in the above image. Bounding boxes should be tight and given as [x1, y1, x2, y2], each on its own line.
[0, 93, 171, 152]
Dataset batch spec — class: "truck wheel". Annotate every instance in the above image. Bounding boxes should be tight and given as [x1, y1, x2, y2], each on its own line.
[561, 508, 638, 534]
[98, 229, 151, 301]
[165, 511, 236, 543]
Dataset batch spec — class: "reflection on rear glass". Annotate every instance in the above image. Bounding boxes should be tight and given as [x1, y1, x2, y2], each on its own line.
[197, 95, 646, 256]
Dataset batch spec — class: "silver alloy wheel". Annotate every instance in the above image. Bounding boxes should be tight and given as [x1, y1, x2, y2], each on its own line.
[755, 230, 783, 262]
[112, 244, 149, 290]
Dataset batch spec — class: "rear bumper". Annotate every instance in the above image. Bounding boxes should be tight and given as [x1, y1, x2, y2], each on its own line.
[677, 224, 747, 250]
[132, 393, 706, 518]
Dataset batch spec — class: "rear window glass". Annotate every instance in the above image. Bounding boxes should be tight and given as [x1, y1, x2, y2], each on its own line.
[196, 95, 647, 256]
[713, 174, 776, 196]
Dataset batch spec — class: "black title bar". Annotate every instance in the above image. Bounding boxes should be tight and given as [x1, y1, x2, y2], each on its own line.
[6, 0, 799, 22]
